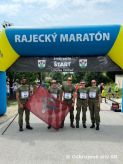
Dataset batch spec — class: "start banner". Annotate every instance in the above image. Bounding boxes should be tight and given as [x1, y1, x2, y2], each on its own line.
[8, 56, 121, 72]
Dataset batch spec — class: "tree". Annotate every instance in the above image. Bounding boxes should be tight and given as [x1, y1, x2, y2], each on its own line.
[52, 72, 63, 83]
[72, 72, 85, 83]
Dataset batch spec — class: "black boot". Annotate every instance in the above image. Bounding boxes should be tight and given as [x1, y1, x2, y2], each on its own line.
[47, 125, 51, 129]
[96, 124, 100, 130]
[83, 123, 87, 128]
[76, 122, 79, 128]
[60, 121, 64, 128]
[70, 122, 75, 128]
[19, 126, 23, 132]
[26, 125, 33, 130]
[90, 123, 95, 128]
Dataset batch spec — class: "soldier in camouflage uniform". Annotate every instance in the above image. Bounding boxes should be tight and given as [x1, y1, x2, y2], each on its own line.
[61, 77, 75, 128]
[88, 80, 101, 130]
[47, 80, 62, 129]
[76, 81, 88, 128]
[16, 77, 33, 132]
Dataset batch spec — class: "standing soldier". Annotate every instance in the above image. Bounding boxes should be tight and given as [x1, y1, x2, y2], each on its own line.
[47, 80, 62, 129]
[88, 80, 101, 130]
[76, 81, 88, 128]
[16, 77, 33, 132]
[61, 77, 75, 128]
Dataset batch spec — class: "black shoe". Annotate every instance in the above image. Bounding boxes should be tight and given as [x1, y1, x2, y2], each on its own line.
[47, 125, 51, 129]
[83, 124, 87, 128]
[19, 127, 23, 132]
[60, 125, 64, 128]
[26, 125, 33, 130]
[90, 123, 95, 128]
[76, 124, 79, 128]
[70, 123, 75, 128]
[96, 125, 100, 130]
[60, 121, 64, 128]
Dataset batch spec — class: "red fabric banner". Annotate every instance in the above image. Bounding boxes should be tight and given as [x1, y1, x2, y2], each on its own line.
[26, 86, 70, 129]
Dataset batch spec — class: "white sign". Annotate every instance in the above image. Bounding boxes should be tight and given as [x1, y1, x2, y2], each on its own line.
[21, 91, 29, 99]
[89, 92, 96, 98]
[51, 93, 57, 98]
[80, 93, 87, 99]
[64, 93, 72, 99]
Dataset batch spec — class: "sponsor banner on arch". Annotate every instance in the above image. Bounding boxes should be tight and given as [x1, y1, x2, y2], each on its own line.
[8, 56, 121, 72]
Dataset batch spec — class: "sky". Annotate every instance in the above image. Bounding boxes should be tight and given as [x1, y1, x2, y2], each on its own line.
[0, 0, 123, 28]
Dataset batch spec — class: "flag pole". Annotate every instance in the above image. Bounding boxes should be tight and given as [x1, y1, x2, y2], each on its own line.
[1, 113, 18, 135]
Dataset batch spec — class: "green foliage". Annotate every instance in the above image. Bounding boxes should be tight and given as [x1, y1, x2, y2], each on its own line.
[7, 71, 122, 87]
[15, 72, 37, 84]
[72, 72, 85, 83]
[52, 72, 63, 83]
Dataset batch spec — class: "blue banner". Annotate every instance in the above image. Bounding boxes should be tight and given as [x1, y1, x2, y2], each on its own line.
[6, 25, 120, 57]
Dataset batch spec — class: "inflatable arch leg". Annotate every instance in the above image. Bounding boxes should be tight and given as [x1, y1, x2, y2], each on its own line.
[121, 81, 123, 113]
[0, 72, 7, 115]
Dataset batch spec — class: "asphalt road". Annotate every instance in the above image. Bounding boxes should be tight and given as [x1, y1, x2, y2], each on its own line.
[0, 102, 123, 164]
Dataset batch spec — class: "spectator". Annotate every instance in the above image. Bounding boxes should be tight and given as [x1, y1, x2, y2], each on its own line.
[107, 83, 112, 99]
[100, 83, 104, 93]
[114, 83, 119, 98]
[6, 82, 10, 98]
[12, 79, 20, 98]
[101, 85, 107, 103]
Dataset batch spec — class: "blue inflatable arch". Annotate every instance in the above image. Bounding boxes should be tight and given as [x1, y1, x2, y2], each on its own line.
[0, 25, 123, 115]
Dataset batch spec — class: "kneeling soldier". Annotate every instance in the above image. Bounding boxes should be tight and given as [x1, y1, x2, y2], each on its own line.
[88, 80, 101, 130]
[76, 81, 88, 128]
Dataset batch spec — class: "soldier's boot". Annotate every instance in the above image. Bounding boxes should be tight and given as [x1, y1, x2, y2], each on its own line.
[70, 121, 75, 128]
[26, 125, 33, 130]
[60, 121, 64, 128]
[96, 124, 100, 130]
[47, 125, 51, 129]
[19, 126, 24, 132]
[90, 123, 95, 128]
[76, 121, 79, 128]
[83, 123, 87, 128]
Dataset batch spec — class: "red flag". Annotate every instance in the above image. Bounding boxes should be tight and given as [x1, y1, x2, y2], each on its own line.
[26, 86, 70, 129]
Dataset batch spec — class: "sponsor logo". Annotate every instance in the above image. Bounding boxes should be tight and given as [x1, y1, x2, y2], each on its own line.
[38, 60, 46, 69]
[79, 59, 87, 68]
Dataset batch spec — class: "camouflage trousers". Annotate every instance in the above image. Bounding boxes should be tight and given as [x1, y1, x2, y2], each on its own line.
[76, 99, 88, 124]
[88, 99, 100, 125]
[61, 99, 74, 126]
[18, 106, 30, 127]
